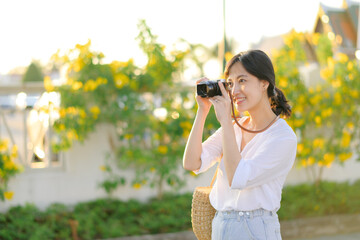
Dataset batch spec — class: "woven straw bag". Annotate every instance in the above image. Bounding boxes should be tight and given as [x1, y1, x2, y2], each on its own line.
[191, 164, 219, 240]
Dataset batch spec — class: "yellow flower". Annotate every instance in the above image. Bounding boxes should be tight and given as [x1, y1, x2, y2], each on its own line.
[307, 157, 315, 166]
[327, 57, 335, 70]
[79, 109, 87, 119]
[320, 68, 332, 80]
[323, 153, 335, 167]
[312, 33, 320, 45]
[153, 133, 160, 140]
[314, 205, 320, 211]
[301, 159, 307, 167]
[67, 131, 75, 140]
[350, 90, 359, 98]
[317, 161, 324, 167]
[331, 78, 341, 88]
[334, 92, 341, 105]
[4, 160, 16, 170]
[182, 130, 190, 138]
[158, 145, 168, 155]
[310, 95, 321, 105]
[225, 52, 233, 62]
[0, 139, 9, 152]
[347, 62, 354, 71]
[341, 132, 351, 148]
[59, 109, 67, 118]
[96, 77, 107, 85]
[346, 122, 354, 131]
[11, 145, 18, 159]
[73, 59, 85, 72]
[84, 80, 98, 92]
[124, 134, 133, 140]
[315, 116, 321, 125]
[278, 77, 288, 88]
[349, 73, 354, 80]
[339, 152, 352, 162]
[66, 107, 78, 115]
[114, 73, 130, 89]
[294, 119, 305, 128]
[71, 81, 83, 91]
[321, 108, 333, 118]
[4, 191, 14, 200]
[90, 106, 100, 119]
[99, 165, 107, 171]
[133, 183, 141, 189]
[110, 60, 129, 71]
[297, 143, 304, 153]
[44, 76, 54, 92]
[313, 138, 325, 149]
[180, 121, 192, 130]
[337, 53, 348, 63]
[150, 167, 156, 172]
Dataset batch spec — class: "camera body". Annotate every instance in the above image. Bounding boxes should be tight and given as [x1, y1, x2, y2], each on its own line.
[197, 79, 229, 98]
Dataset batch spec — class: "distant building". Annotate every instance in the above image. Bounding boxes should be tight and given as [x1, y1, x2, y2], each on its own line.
[0, 73, 22, 86]
[314, 0, 359, 58]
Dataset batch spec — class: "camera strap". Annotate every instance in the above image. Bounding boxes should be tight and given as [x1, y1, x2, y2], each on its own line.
[228, 91, 280, 134]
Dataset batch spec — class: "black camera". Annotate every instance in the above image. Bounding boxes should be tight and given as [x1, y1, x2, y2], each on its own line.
[197, 79, 229, 98]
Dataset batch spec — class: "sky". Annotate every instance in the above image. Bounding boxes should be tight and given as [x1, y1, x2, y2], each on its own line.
[0, 0, 352, 76]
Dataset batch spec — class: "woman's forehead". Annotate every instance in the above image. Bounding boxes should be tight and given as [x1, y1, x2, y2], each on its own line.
[228, 62, 250, 78]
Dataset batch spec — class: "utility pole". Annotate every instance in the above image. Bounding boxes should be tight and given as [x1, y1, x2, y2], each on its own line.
[218, 0, 226, 74]
[356, 1, 360, 59]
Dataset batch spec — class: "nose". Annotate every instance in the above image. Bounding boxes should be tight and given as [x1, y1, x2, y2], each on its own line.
[231, 81, 241, 95]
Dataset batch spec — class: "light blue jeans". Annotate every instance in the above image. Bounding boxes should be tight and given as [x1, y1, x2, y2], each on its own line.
[211, 209, 282, 240]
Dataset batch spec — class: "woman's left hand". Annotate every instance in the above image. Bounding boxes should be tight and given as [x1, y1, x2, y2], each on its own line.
[209, 82, 232, 125]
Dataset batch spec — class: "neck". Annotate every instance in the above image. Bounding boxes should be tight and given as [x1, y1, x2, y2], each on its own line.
[247, 101, 277, 130]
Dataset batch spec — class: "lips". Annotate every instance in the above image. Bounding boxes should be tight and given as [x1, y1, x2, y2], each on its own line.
[234, 97, 246, 104]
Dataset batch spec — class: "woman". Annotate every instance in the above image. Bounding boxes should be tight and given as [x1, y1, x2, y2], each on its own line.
[183, 50, 297, 240]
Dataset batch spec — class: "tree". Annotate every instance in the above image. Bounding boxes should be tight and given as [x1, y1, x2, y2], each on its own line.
[47, 20, 222, 199]
[23, 62, 44, 83]
[272, 30, 360, 184]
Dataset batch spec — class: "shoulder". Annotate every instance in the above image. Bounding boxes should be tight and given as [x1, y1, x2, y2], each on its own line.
[265, 118, 297, 142]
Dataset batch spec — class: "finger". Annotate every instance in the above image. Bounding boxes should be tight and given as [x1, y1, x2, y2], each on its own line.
[218, 81, 229, 99]
[211, 96, 222, 102]
[208, 98, 217, 105]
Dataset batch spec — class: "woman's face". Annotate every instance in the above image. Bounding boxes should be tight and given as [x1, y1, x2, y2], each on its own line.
[227, 61, 269, 113]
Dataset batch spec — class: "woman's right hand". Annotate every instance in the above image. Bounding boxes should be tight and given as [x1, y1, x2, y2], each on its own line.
[195, 77, 212, 113]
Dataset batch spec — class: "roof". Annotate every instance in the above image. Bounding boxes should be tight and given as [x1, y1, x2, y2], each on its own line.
[314, 0, 359, 50]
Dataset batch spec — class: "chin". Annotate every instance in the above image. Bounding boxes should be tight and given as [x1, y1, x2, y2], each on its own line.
[235, 106, 248, 113]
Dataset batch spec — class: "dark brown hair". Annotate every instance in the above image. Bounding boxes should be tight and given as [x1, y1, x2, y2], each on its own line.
[224, 50, 291, 118]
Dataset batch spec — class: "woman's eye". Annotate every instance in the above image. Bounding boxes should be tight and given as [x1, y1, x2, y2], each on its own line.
[238, 79, 245, 83]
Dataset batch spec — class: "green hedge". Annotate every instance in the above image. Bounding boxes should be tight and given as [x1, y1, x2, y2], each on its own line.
[1, 180, 359, 239]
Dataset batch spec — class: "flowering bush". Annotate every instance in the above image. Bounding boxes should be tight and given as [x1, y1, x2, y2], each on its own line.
[47, 20, 220, 198]
[272, 30, 360, 183]
[0, 139, 22, 201]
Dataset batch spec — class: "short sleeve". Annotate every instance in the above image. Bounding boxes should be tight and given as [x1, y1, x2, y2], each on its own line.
[231, 131, 297, 190]
[193, 127, 223, 175]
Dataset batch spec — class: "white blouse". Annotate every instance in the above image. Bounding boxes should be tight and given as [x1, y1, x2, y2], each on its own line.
[194, 116, 297, 212]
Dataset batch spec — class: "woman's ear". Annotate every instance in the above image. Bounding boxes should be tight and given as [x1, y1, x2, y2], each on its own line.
[261, 80, 269, 91]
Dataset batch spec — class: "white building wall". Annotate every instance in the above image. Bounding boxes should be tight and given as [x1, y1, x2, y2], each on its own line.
[1, 124, 360, 213]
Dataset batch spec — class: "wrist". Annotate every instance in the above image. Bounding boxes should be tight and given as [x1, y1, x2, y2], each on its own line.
[220, 116, 233, 127]
[197, 108, 209, 117]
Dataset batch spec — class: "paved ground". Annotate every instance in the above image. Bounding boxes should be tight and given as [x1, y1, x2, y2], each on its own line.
[104, 231, 360, 240]
[295, 232, 360, 240]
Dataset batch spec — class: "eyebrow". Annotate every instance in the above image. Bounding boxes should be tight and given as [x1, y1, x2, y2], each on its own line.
[228, 74, 248, 80]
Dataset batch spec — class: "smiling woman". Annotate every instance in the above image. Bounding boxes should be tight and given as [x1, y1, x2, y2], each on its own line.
[183, 50, 297, 240]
